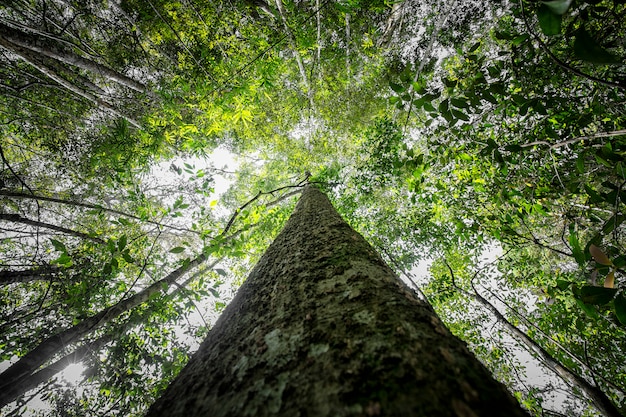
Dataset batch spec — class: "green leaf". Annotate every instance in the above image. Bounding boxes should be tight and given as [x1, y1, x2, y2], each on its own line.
[574, 28, 621, 64]
[614, 292, 626, 325]
[50, 239, 67, 253]
[541, 0, 572, 14]
[556, 279, 571, 290]
[451, 109, 470, 121]
[169, 247, 185, 254]
[537, 4, 562, 36]
[504, 144, 523, 152]
[568, 227, 586, 266]
[52, 253, 73, 267]
[450, 98, 469, 109]
[511, 34, 530, 46]
[443, 78, 457, 88]
[575, 298, 599, 318]
[468, 42, 481, 53]
[118, 235, 127, 251]
[389, 82, 405, 93]
[122, 252, 135, 263]
[438, 99, 449, 113]
[576, 153, 585, 173]
[107, 239, 117, 253]
[578, 285, 618, 305]
[215, 268, 227, 276]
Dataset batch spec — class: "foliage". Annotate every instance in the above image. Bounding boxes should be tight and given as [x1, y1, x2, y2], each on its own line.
[1, 0, 626, 415]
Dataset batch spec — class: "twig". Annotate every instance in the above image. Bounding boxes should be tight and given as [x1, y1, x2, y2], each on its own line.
[521, 129, 626, 149]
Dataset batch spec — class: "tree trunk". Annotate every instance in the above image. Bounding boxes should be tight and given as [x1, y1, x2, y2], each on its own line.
[454, 277, 624, 417]
[0, 265, 61, 286]
[0, 254, 212, 407]
[0, 36, 142, 128]
[0, 22, 149, 94]
[0, 333, 114, 407]
[146, 185, 528, 416]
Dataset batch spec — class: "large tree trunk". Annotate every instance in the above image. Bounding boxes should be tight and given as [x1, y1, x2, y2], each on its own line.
[146, 185, 528, 416]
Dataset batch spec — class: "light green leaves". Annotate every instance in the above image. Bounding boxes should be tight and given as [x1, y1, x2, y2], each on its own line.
[50, 238, 73, 267]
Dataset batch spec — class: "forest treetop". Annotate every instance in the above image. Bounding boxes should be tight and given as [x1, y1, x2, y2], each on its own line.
[0, 0, 625, 415]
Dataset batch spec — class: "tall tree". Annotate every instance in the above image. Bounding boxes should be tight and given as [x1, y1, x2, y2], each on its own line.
[146, 185, 528, 416]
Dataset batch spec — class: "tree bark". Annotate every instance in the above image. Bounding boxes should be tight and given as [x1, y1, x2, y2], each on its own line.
[0, 265, 61, 286]
[146, 185, 528, 416]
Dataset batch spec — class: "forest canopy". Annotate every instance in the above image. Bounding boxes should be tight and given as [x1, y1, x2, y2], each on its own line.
[0, 0, 625, 415]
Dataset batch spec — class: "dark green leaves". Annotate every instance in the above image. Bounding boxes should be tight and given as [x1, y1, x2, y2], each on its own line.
[389, 81, 405, 94]
[50, 238, 67, 253]
[576, 285, 617, 305]
[536, 0, 572, 35]
[537, 4, 562, 36]
[574, 28, 622, 64]
[615, 292, 626, 325]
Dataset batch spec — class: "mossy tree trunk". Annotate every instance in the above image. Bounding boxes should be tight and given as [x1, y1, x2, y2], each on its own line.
[147, 185, 528, 416]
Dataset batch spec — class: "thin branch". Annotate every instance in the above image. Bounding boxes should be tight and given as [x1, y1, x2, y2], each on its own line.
[0, 190, 199, 235]
[521, 129, 626, 149]
[0, 213, 104, 243]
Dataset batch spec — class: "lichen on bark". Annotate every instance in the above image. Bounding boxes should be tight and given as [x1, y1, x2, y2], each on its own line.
[146, 185, 528, 417]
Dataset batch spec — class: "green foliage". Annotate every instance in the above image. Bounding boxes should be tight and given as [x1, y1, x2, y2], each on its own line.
[1, 0, 626, 415]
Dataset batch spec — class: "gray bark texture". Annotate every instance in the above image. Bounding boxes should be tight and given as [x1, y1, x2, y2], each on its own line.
[146, 185, 529, 416]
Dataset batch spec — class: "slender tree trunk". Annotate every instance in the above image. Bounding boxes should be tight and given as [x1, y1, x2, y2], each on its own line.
[146, 185, 528, 416]
[0, 190, 199, 235]
[454, 277, 624, 417]
[0, 333, 114, 407]
[0, 265, 61, 286]
[0, 254, 211, 407]
[0, 36, 142, 128]
[274, 0, 314, 109]
[0, 22, 149, 94]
